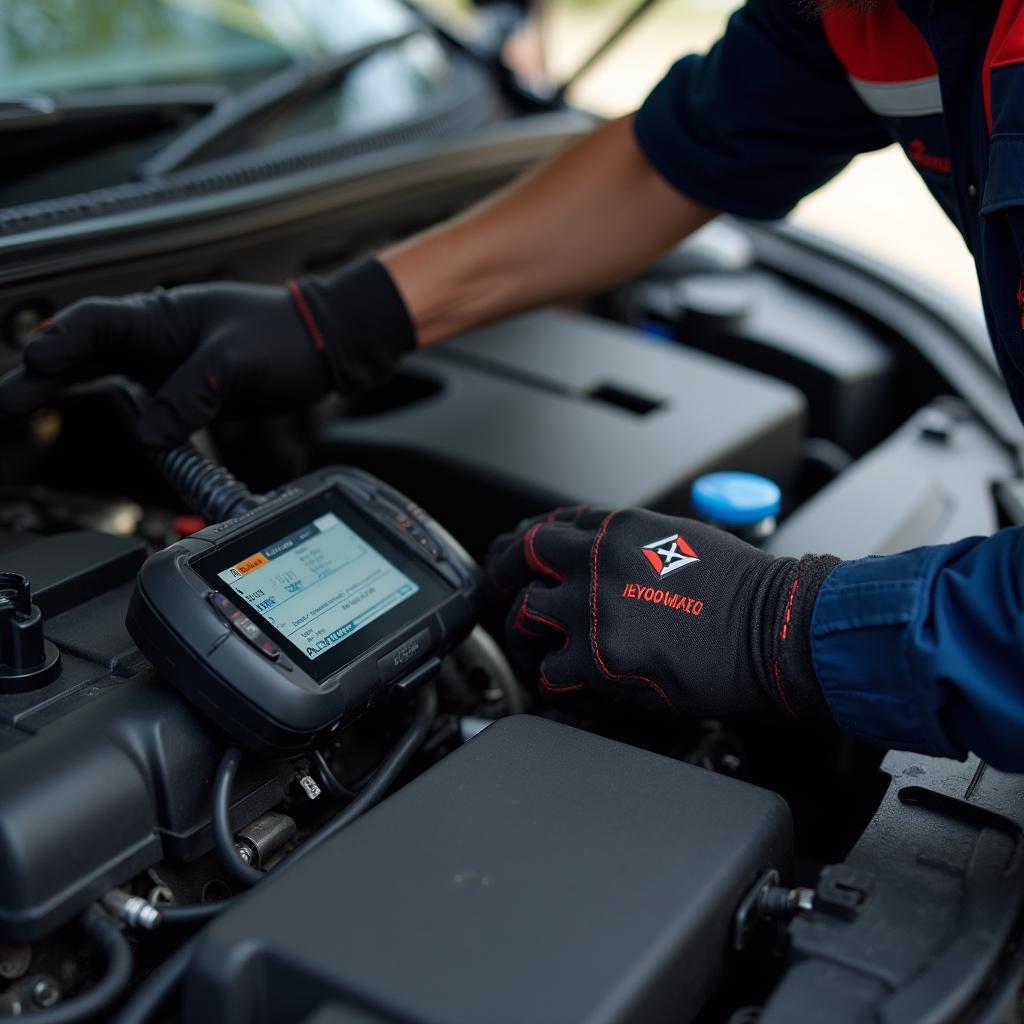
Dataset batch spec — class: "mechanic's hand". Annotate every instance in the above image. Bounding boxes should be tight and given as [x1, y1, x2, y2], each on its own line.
[0, 257, 415, 447]
[488, 507, 840, 719]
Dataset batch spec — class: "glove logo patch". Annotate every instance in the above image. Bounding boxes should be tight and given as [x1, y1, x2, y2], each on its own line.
[641, 534, 699, 578]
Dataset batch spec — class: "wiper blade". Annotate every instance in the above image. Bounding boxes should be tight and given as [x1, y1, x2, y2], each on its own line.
[0, 85, 227, 133]
[140, 30, 422, 179]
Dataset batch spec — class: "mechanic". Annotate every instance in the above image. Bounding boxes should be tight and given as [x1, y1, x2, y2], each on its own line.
[1, 0, 1022, 771]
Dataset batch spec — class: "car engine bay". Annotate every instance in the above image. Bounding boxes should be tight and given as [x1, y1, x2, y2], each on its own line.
[1, 175, 1024, 1022]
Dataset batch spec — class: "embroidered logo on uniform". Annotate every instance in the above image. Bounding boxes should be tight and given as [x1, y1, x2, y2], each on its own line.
[1017, 273, 1024, 331]
[641, 534, 699, 578]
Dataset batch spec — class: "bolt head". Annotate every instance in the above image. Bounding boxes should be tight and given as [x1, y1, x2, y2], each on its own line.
[32, 978, 60, 1009]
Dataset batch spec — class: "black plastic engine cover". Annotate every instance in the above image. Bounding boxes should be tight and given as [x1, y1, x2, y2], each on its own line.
[317, 311, 806, 555]
[184, 715, 793, 1024]
[0, 531, 283, 941]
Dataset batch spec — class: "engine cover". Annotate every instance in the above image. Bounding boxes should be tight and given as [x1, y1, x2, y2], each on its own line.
[317, 310, 806, 555]
[185, 716, 793, 1024]
[0, 530, 283, 941]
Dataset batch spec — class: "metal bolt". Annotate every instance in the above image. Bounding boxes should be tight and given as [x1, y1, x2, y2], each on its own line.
[31, 978, 60, 1009]
[102, 889, 161, 930]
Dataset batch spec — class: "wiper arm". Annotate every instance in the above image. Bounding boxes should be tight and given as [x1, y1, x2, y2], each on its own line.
[140, 30, 421, 179]
[0, 85, 227, 133]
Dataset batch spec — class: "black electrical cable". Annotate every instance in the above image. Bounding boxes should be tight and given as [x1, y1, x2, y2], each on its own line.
[211, 745, 264, 888]
[313, 680, 444, 803]
[109, 939, 196, 1024]
[154, 685, 437, 927]
[311, 749, 361, 802]
[283, 682, 438, 869]
[13, 905, 133, 1023]
[152, 445, 262, 523]
[157, 900, 234, 926]
[71, 380, 263, 526]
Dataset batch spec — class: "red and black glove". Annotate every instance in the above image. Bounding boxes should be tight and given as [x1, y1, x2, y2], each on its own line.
[0, 257, 414, 447]
[487, 507, 840, 719]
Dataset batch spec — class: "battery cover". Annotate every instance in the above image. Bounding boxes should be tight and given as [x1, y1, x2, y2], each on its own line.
[185, 715, 792, 1024]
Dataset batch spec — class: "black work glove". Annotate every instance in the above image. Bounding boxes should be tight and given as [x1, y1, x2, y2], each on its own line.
[0, 257, 415, 447]
[488, 507, 840, 720]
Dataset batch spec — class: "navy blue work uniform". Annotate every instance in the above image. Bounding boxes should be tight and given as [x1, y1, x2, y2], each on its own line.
[634, 0, 1024, 770]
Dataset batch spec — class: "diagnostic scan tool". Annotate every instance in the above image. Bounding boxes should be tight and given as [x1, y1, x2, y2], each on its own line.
[128, 468, 480, 754]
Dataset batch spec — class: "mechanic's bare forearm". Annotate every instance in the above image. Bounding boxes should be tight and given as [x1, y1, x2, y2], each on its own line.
[380, 116, 716, 347]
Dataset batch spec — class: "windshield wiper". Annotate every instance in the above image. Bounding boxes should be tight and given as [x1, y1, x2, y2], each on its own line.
[0, 85, 227, 133]
[139, 30, 422, 179]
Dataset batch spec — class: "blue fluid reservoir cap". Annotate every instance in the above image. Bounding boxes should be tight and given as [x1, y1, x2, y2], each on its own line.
[691, 472, 781, 527]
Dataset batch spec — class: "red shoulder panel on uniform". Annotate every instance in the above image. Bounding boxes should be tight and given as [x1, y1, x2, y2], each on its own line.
[985, 0, 1024, 131]
[821, 2, 936, 83]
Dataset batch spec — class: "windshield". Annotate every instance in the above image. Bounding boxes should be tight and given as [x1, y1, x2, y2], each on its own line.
[0, 0, 456, 207]
[1, 0, 418, 92]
